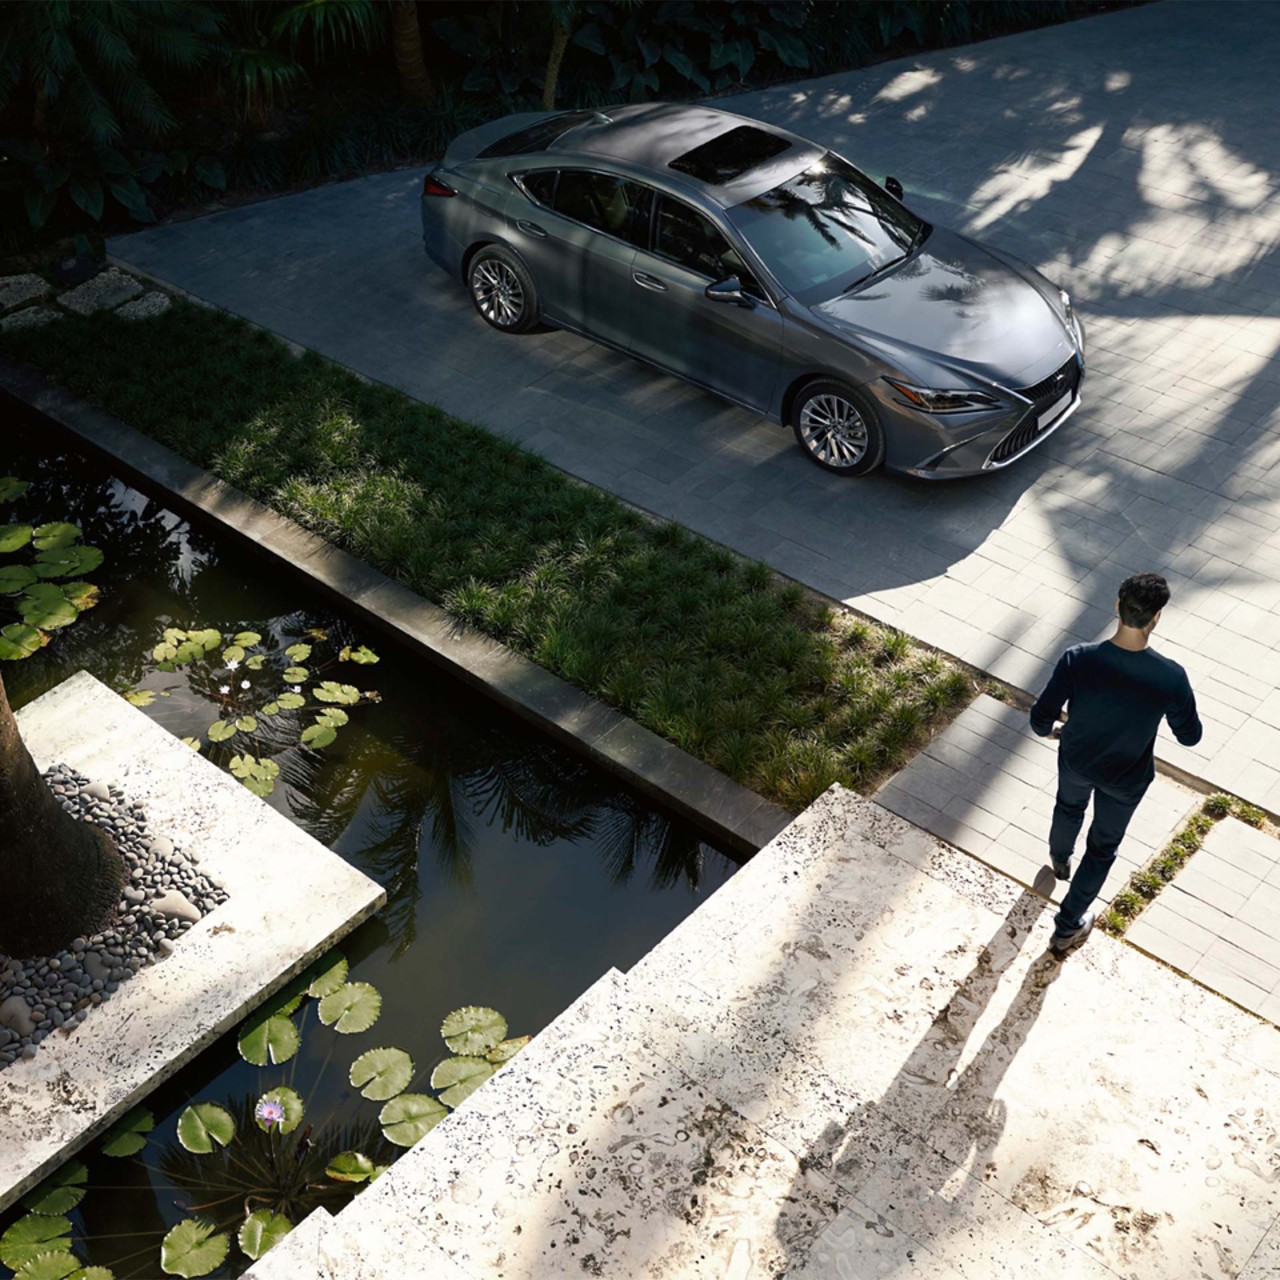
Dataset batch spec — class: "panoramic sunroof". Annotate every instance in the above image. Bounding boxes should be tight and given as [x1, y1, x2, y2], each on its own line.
[668, 126, 792, 183]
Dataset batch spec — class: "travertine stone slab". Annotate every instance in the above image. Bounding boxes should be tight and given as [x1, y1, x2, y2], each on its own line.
[57, 267, 142, 315]
[116, 291, 172, 321]
[1, 672, 385, 1211]
[0, 273, 52, 312]
[0, 306, 60, 332]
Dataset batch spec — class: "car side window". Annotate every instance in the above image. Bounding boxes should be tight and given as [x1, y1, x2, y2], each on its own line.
[518, 169, 558, 207]
[553, 170, 647, 244]
[653, 196, 764, 297]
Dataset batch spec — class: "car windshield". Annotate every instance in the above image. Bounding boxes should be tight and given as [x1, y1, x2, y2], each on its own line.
[726, 153, 926, 297]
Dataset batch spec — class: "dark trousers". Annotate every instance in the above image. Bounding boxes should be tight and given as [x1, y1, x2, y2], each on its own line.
[1050, 755, 1146, 934]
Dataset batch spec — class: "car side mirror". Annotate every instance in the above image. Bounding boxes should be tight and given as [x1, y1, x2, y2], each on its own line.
[705, 276, 753, 308]
[885, 175, 904, 200]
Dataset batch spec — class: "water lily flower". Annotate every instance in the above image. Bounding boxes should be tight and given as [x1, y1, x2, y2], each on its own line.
[219, 685, 230, 695]
[289, 685, 301, 695]
[255, 1097, 286, 1128]
[227, 659, 241, 672]
[240, 680, 251, 690]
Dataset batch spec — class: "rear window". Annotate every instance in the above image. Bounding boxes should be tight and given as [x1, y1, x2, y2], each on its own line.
[477, 111, 597, 160]
[668, 126, 792, 184]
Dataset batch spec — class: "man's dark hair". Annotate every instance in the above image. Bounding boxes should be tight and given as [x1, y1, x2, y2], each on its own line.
[1118, 573, 1170, 629]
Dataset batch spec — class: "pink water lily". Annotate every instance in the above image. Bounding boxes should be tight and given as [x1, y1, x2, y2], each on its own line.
[255, 1097, 286, 1127]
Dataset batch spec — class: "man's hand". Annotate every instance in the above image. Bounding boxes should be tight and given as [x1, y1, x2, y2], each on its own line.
[1050, 724, 1063, 740]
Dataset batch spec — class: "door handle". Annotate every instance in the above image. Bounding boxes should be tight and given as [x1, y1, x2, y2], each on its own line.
[516, 220, 547, 238]
[633, 272, 667, 292]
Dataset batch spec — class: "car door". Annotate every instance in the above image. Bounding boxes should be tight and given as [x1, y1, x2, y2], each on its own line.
[626, 194, 783, 413]
[506, 168, 646, 346]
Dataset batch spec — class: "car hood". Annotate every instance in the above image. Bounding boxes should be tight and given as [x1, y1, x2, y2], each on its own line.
[810, 227, 1072, 388]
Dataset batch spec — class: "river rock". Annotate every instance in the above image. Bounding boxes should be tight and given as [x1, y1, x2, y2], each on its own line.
[0, 995, 36, 1037]
[151, 889, 200, 924]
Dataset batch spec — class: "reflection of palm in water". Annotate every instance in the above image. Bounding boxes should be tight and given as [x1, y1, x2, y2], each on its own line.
[782, 882, 1062, 1274]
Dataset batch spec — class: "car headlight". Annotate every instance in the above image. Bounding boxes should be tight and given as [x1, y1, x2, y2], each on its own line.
[1060, 289, 1084, 350]
[882, 378, 1004, 414]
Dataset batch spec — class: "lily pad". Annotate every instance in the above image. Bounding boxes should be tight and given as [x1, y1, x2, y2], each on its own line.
[221, 644, 245, 665]
[34, 545, 103, 579]
[340, 645, 379, 664]
[379, 1093, 448, 1147]
[237, 1210, 291, 1261]
[0, 623, 46, 660]
[318, 981, 381, 1034]
[177, 1103, 235, 1154]
[233, 631, 262, 647]
[255, 1086, 303, 1134]
[234, 715, 258, 732]
[19, 591, 78, 630]
[314, 681, 360, 705]
[441, 1006, 507, 1055]
[325, 1150, 376, 1183]
[300, 724, 336, 749]
[21, 1162, 88, 1215]
[430, 1055, 494, 1108]
[245, 653, 266, 670]
[70, 1269, 116, 1280]
[0, 1216, 72, 1270]
[316, 707, 349, 727]
[486, 1036, 531, 1065]
[101, 1106, 154, 1157]
[160, 1220, 228, 1278]
[206, 720, 235, 743]
[181, 737, 202, 750]
[350, 1046, 414, 1101]
[32, 523, 81, 551]
[59, 581, 99, 611]
[191, 628, 222, 651]
[0, 476, 29, 502]
[284, 643, 312, 662]
[14, 1254, 81, 1280]
[282, 666, 309, 682]
[238, 1012, 299, 1066]
[259, 701, 280, 716]
[276, 692, 305, 710]
[0, 523, 32, 553]
[306, 951, 347, 998]
[0, 564, 38, 594]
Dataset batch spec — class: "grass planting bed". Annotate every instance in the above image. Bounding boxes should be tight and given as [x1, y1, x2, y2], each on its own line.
[1, 301, 974, 812]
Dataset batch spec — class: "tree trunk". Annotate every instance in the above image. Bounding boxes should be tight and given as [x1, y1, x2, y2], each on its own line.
[0, 672, 125, 959]
[542, 21, 571, 111]
[391, 1, 432, 103]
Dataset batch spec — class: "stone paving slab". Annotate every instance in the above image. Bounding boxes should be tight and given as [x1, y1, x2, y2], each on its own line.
[106, 1, 1280, 817]
[875, 693, 1199, 908]
[268, 787, 1280, 1279]
[1133, 817, 1280, 1023]
[1, 673, 385, 1212]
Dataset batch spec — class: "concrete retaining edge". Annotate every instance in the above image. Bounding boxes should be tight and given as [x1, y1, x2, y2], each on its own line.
[1, 359, 790, 859]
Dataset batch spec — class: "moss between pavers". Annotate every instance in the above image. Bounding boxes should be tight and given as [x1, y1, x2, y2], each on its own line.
[1, 299, 978, 813]
[1102, 794, 1267, 936]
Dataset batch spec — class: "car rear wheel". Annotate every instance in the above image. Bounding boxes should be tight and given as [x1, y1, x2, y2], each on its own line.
[468, 247, 539, 334]
[791, 380, 886, 476]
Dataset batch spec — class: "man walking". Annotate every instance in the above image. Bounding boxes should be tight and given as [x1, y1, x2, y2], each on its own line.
[1030, 573, 1202, 955]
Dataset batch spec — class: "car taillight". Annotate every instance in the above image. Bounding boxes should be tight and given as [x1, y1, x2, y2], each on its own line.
[422, 174, 456, 197]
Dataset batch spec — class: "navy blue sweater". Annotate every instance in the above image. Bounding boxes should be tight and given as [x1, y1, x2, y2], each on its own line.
[1030, 641, 1202, 794]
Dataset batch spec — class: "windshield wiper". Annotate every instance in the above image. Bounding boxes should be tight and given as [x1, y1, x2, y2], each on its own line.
[842, 252, 906, 294]
[909, 222, 931, 252]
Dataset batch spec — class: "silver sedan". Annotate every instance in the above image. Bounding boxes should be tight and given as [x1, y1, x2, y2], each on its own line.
[420, 102, 1085, 479]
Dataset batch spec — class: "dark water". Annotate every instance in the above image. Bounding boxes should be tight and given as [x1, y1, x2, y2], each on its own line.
[1, 408, 740, 1276]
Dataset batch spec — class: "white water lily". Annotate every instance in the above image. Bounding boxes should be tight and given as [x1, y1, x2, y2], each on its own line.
[240, 679, 251, 689]
[290, 685, 301, 694]
[219, 684, 230, 695]
[227, 658, 241, 671]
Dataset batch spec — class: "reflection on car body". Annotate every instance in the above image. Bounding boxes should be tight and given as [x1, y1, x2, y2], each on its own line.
[420, 102, 1085, 479]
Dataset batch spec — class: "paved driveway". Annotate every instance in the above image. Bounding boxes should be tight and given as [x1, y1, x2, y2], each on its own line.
[110, 1, 1280, 806]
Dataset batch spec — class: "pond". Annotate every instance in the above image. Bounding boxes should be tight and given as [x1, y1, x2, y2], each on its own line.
[0, 405, 741, 1277]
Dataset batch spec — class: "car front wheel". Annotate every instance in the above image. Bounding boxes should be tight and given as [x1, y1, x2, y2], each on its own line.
[791, 380, 886, 476]
[468, 247, 539, 333]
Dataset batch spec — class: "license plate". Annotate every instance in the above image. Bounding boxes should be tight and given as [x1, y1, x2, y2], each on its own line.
[1038, 389, 1072, 431]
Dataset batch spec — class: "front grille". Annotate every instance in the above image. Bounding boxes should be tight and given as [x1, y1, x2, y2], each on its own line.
[989, 356, 1080, 464]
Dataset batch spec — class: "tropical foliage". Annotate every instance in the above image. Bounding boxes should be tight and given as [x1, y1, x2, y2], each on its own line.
[3, 952, 523, 1276]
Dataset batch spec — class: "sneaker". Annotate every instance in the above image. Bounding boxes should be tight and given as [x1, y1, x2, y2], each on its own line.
[1051, 909, 1096, 956]
[1051, 856, 1072, 882]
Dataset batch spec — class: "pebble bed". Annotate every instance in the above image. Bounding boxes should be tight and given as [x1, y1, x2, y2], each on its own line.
[0, 763, 229, 1069]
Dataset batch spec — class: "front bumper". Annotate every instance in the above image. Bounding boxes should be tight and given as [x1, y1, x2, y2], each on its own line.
[895, 351, 1085, 480]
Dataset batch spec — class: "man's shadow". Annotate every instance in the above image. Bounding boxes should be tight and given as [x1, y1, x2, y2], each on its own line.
[780, 875, 1066, 1276]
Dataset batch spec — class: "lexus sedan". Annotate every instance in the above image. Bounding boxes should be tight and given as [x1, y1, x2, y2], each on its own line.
[419, 103, 1085, 478]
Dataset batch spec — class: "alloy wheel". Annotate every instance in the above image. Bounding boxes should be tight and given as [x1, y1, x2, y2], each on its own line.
[798, 394, 869, 469]
[471, 259, 524, 328]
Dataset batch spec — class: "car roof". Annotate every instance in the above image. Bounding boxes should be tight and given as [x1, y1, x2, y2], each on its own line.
[546, 103, 824, 207]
